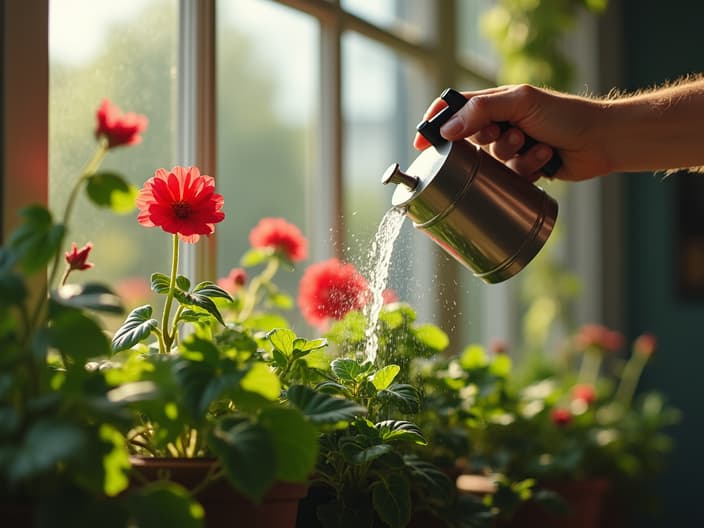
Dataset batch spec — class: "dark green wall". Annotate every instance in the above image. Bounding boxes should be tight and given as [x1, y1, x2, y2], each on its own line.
[624, 0, 704, 524]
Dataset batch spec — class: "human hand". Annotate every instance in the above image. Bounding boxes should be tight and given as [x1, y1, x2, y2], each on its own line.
[413, 85, 611, 182]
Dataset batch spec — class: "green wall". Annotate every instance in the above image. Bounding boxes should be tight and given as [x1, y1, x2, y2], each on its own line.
[624, 0, 704, 524]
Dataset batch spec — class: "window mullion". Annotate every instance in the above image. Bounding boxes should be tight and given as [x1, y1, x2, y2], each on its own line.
[178, 0, 217, 283]
[311, 12, 343, 261]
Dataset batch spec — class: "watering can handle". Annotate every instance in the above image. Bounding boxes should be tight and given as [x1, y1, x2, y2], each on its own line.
[416, 88, 562, 177]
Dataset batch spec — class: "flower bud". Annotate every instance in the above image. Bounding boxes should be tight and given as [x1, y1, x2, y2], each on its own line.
[633, 333, 657, 358]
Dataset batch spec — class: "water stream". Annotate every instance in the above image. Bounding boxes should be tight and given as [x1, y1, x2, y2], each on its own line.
[362, 206, 406, 364]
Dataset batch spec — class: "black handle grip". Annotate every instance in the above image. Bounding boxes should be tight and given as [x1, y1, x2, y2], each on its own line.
[416, 88, 562, 177]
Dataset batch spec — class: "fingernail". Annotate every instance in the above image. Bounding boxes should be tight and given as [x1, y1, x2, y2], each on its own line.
[536, 147, 550, 161]
[508, 131, 521, 146]
[441, 116, 462, 137]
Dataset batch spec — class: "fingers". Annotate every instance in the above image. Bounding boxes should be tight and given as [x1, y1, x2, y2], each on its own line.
[505, 144, 555, 182]
[413, 86, 514, 150]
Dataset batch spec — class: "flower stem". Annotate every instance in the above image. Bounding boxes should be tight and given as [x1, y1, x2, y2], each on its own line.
[577, 348, 602, 388]
[161, 234, 180, 352]
[238, 257, 279, 321]
[614, 352, 648, 408]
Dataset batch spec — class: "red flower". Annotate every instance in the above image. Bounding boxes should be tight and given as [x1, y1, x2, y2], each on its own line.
[298, 258, 369, 327]
[65, 242, 94, 271]
[633, 333, 657, 358]
[550, 407, 572, 427]
[136, 166, 225, 243]
[575, 324, 624, 353]
[249, 217, 308, 262]
[572, 384, 597, 406]
[382, 288, 399, 304]
[95, 99, 148, 149]
[218, 267, 248, 292]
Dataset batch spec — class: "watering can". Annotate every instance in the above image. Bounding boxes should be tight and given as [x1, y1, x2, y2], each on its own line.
[382, 88, 560, 284]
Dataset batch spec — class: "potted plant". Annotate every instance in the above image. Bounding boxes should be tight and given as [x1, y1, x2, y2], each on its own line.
[0, 100, 209, 527]
[415, 326, 680, 528]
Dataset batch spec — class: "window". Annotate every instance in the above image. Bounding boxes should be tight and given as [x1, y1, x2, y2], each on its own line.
[26, 0, 542, 346]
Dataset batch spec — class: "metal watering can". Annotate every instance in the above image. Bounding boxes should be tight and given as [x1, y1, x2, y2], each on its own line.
[382, 88, 561, 284]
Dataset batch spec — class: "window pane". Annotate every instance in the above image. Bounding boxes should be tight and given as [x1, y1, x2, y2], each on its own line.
[342, 0, 434, 42]
[49, 0, 179, 323]
[341, 31, 436, 321]
[457, 0, 497, 66]
[216, 0, 318, 328]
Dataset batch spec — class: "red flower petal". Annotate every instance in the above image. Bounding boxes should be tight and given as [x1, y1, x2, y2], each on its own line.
[249, 217, 308, 262]
[95, 99, 148, 149]
[136, 166, 225, 243]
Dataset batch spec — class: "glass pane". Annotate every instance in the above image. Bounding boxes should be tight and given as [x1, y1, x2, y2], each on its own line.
[49, 0, 179, 326]
[216, 0, 318, 328]
[457, 0, 497, 66]
[342, 0, 434, 42]
[341, 31, 437, 322]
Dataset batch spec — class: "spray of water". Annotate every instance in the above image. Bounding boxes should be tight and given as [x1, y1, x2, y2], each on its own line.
[362, 207, 406, 364]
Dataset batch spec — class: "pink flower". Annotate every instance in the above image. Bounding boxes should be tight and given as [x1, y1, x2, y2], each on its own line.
[298, 258, 369, 327]
[65, 242, 94, 271]
[550, 407, 573, 427]
[136, 166, 225, 244]
[95, 99, 148, 149]
[575, 324, 624, 353]
[572, 384, 597, 406]
[633, 333, 657, 358]
[249, 217, 308, 262]
[218, 268, 248, 292]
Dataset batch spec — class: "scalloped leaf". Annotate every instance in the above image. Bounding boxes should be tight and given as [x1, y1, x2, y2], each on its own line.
[207, 417, 277, 501]
[176, 275, 191, 291]
[286, 385, 366, 424]
[376, 420, 427, 445]
[150, 273, 171, 294]
[377, 383, 421, 414]
[174, 290, 224, 325]
[331, 357, 370, 382]
[267, 328, 296, 358]
[371, 473, 411, 528]
[192, 281, 232, 301]
[259, 407, 318, 482]
[371, 365, 400, 391]
[111, 305, 158, 352]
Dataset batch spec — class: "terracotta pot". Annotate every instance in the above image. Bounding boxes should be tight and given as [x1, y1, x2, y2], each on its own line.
[498, 478, 610, 528]
[130, 457, 307, 528]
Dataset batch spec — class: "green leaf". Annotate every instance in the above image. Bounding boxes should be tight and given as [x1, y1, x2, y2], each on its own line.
[150, 273, 171, 294]
[377, 383, 421, 414]
[47, 304, 112, 361]
[340, 438, 392, 465]
[100, 424, 130, 496]
[460, 344, 488, 370]
[371, 365, 400, 391]
[111, 305, 158, 352]
[176, 275, 191, 291]
[240, 362, 281, 401]
[0, 248, 26, 306]
[371, 473, 411, 528]
[128, 482, 204, 528]
[267, 328, 296, 358]
[240, 248, 269, 267]
[268, 291, 293, 309]
[8, 205, 65, 273]
[331, 357, 367, 382]
[192, 281, 233, 301]
[259, 407, 318, 482]
[174, 289, 225, 326]
[243, 313, 290, 332]
[490, 354, 512, 378]
[207, 417, 277, 501]
[85, 171, 138, 213]
[9, 418, 86, 481]
[403, 455, 454, 504]
[292, 337, 328, 360]
[53, 282, 125, 314]
[286, 385, 366, 424]
[376, 420, 427, 445]
[414, 324, 449, 352]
